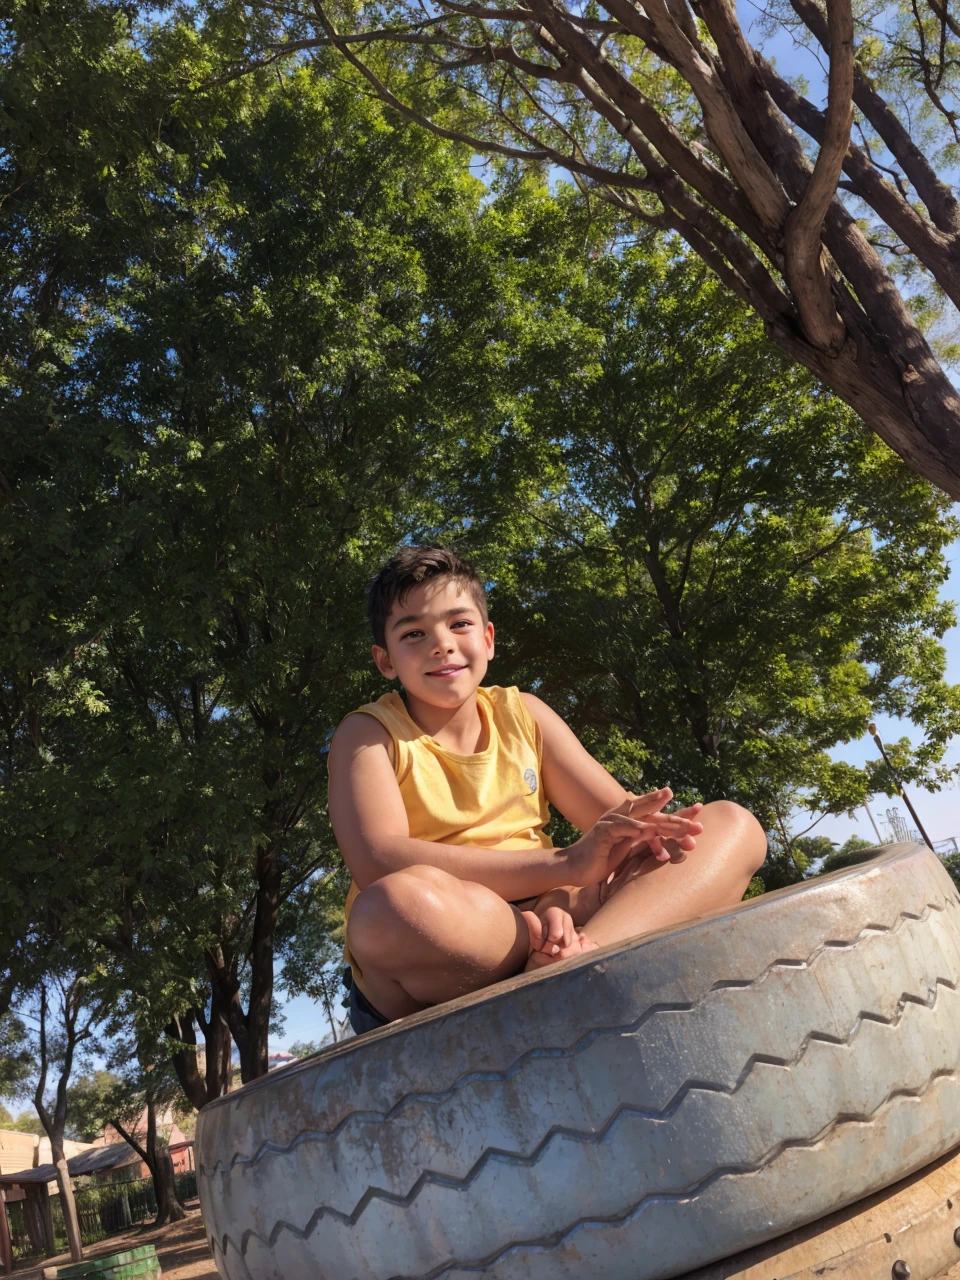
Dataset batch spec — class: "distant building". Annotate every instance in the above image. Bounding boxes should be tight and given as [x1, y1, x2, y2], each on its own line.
[0, 1131, 95, 1182]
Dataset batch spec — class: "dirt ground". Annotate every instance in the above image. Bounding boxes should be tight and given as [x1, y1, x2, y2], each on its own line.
[14, 1205, 217, 1280]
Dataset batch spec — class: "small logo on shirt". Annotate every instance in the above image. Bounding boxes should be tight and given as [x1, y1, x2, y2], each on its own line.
[523, 767, 538, 794]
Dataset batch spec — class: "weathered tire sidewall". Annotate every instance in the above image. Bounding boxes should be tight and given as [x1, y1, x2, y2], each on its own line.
[197, 843, 960, 1280]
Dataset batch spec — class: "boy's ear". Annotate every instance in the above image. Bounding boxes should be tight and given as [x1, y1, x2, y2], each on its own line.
[372, 642, 396, 680]
[485, 621, 495, 660]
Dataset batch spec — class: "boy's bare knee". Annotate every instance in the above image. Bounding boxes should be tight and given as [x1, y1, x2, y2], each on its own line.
[347, 866, 458, 965]
[701, 799, 767, 873]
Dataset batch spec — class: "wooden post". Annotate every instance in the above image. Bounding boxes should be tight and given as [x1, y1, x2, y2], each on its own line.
[23, 1187, 44, 1255]
[37, 1183, 55, 1259]
[0, 1191, 13, 1275]
[51, 1153, 82, 1262]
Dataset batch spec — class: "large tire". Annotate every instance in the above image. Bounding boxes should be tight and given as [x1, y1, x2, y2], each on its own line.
[196, 842, 960, 1280]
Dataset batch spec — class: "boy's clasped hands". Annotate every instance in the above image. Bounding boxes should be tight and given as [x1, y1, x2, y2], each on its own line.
[522, 788, 704, 971]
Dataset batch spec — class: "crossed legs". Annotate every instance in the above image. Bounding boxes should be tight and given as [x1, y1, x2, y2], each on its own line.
[346, 799, 767, 1022]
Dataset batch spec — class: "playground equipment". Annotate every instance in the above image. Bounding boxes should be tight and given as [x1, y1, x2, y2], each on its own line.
[196, 842, 960, 1278]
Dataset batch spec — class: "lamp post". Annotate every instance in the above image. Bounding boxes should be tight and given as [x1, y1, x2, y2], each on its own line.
[862, 801, 883, 844]
[867, 722, 935, 852]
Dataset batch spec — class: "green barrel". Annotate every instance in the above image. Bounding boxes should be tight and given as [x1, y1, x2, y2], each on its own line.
[57, 1243, 161, 1278]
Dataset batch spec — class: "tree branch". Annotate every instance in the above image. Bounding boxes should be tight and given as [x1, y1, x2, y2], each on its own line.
[782, 0, 853, 352]
[755, 55, 960, 307]
[788, 0, 960, 233]
[307, 0, 552, 160]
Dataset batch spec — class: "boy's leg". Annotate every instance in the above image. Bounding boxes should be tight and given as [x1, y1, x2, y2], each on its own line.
[582, 799, 766, 947]
[346, 865, 530, 1021]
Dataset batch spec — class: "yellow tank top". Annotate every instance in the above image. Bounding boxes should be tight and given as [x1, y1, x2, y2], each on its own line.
[341, 685, 552, 981]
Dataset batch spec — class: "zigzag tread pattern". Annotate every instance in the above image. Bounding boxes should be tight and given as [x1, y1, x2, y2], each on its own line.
[416, 1067, 960, 1280]
[202, 897, 953, 1177]
[211, 1065, 960, 1274]
[209, 967, 960, 1269]
[251, 975, 960, 1231]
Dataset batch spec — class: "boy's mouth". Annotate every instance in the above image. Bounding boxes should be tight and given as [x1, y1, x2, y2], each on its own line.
[426, 665, 467, 678]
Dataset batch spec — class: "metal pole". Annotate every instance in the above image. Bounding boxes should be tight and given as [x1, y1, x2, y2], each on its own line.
[863, 802, 883, 844]
[319, 974, 339, 1044]
[868, 723, 935, 851]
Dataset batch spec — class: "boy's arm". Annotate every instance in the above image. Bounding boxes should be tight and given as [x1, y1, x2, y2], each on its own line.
[328, 713, 574, 900]
[520, 691, 630, 829]
[328, 712, 701, 901]
[518, 690, 626, 921]
[519, 692, 701, 923]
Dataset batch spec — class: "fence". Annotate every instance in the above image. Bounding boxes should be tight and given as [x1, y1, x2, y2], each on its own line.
[6, 1198, 46, 1261]
[6, 1169, 199, 1260]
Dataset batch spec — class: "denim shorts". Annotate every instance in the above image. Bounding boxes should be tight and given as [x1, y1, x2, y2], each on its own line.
[344, 967, 390, 1036]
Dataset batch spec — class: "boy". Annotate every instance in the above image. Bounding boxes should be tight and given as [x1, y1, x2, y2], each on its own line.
[328, 546, 767, 1035]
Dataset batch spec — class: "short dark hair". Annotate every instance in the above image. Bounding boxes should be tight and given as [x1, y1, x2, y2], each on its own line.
[367, 546, 488, 648]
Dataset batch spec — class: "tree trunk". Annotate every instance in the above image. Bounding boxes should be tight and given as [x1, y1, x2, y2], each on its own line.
[167, 997, 232, 1110]
[0, 1189, 14, 1275]
[49, 1140, 82, 1263]
[150, 1147, 185, 1227]
[143, 1090, 185, 1227]
[111, 1096, 185, 1229]
[216, 845, 282, 1084]
[22, 1190, 44, 1256]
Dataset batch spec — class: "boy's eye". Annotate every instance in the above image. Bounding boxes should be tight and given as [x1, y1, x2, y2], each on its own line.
[401, 630, 424, 640]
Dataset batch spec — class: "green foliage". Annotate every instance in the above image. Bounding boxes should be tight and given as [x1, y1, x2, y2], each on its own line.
[940, 854, 960, 894]
[2, 2, 959, 1100]
[9, 1110, 44, 1134]
[0, 1013, 32, 1099]
[64, 1070, 121, 1143]
[277, 868, 351, 1005]
[288, 1040, 323, 1059]
[0, 7, 600, 1083]
[467, 243, 960, 827]
[818, 836, 880, 876]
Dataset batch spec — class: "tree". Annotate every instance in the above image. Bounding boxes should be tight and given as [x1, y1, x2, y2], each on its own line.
[6, 1, 960, 1113]
[817, 833, 878, 873]
[69, 1059, 187, 1227]
[10, 1110, 44, 1134]
[64, 1070, 121, 1142]
[68, 57, 564, 1085]
[288, 1039, 325, 1059]
[472, 243, 960, 826]
[241, 0, 960, 495]
[941, 851, 960, 892]
[15, 967, 104, 1263]
[276, 866, 352, 1046]
[0, 1012, 32, 1100]
[0, 5, 580, 1087]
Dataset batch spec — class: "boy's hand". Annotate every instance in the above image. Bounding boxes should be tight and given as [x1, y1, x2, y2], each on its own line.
[561, 790, 703, 888]
[521, 908, 599, 971]
[533, 905, 578, 955]
[630, 799, 703, 863]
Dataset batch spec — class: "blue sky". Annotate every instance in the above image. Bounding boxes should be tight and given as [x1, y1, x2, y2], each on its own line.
[811, 541, 960, 850]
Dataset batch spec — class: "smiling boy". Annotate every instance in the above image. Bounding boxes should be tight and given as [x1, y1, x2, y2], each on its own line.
[328, 546, 766, 1036]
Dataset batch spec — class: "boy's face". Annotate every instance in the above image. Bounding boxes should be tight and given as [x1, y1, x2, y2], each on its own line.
[372, 576, 495, 706]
